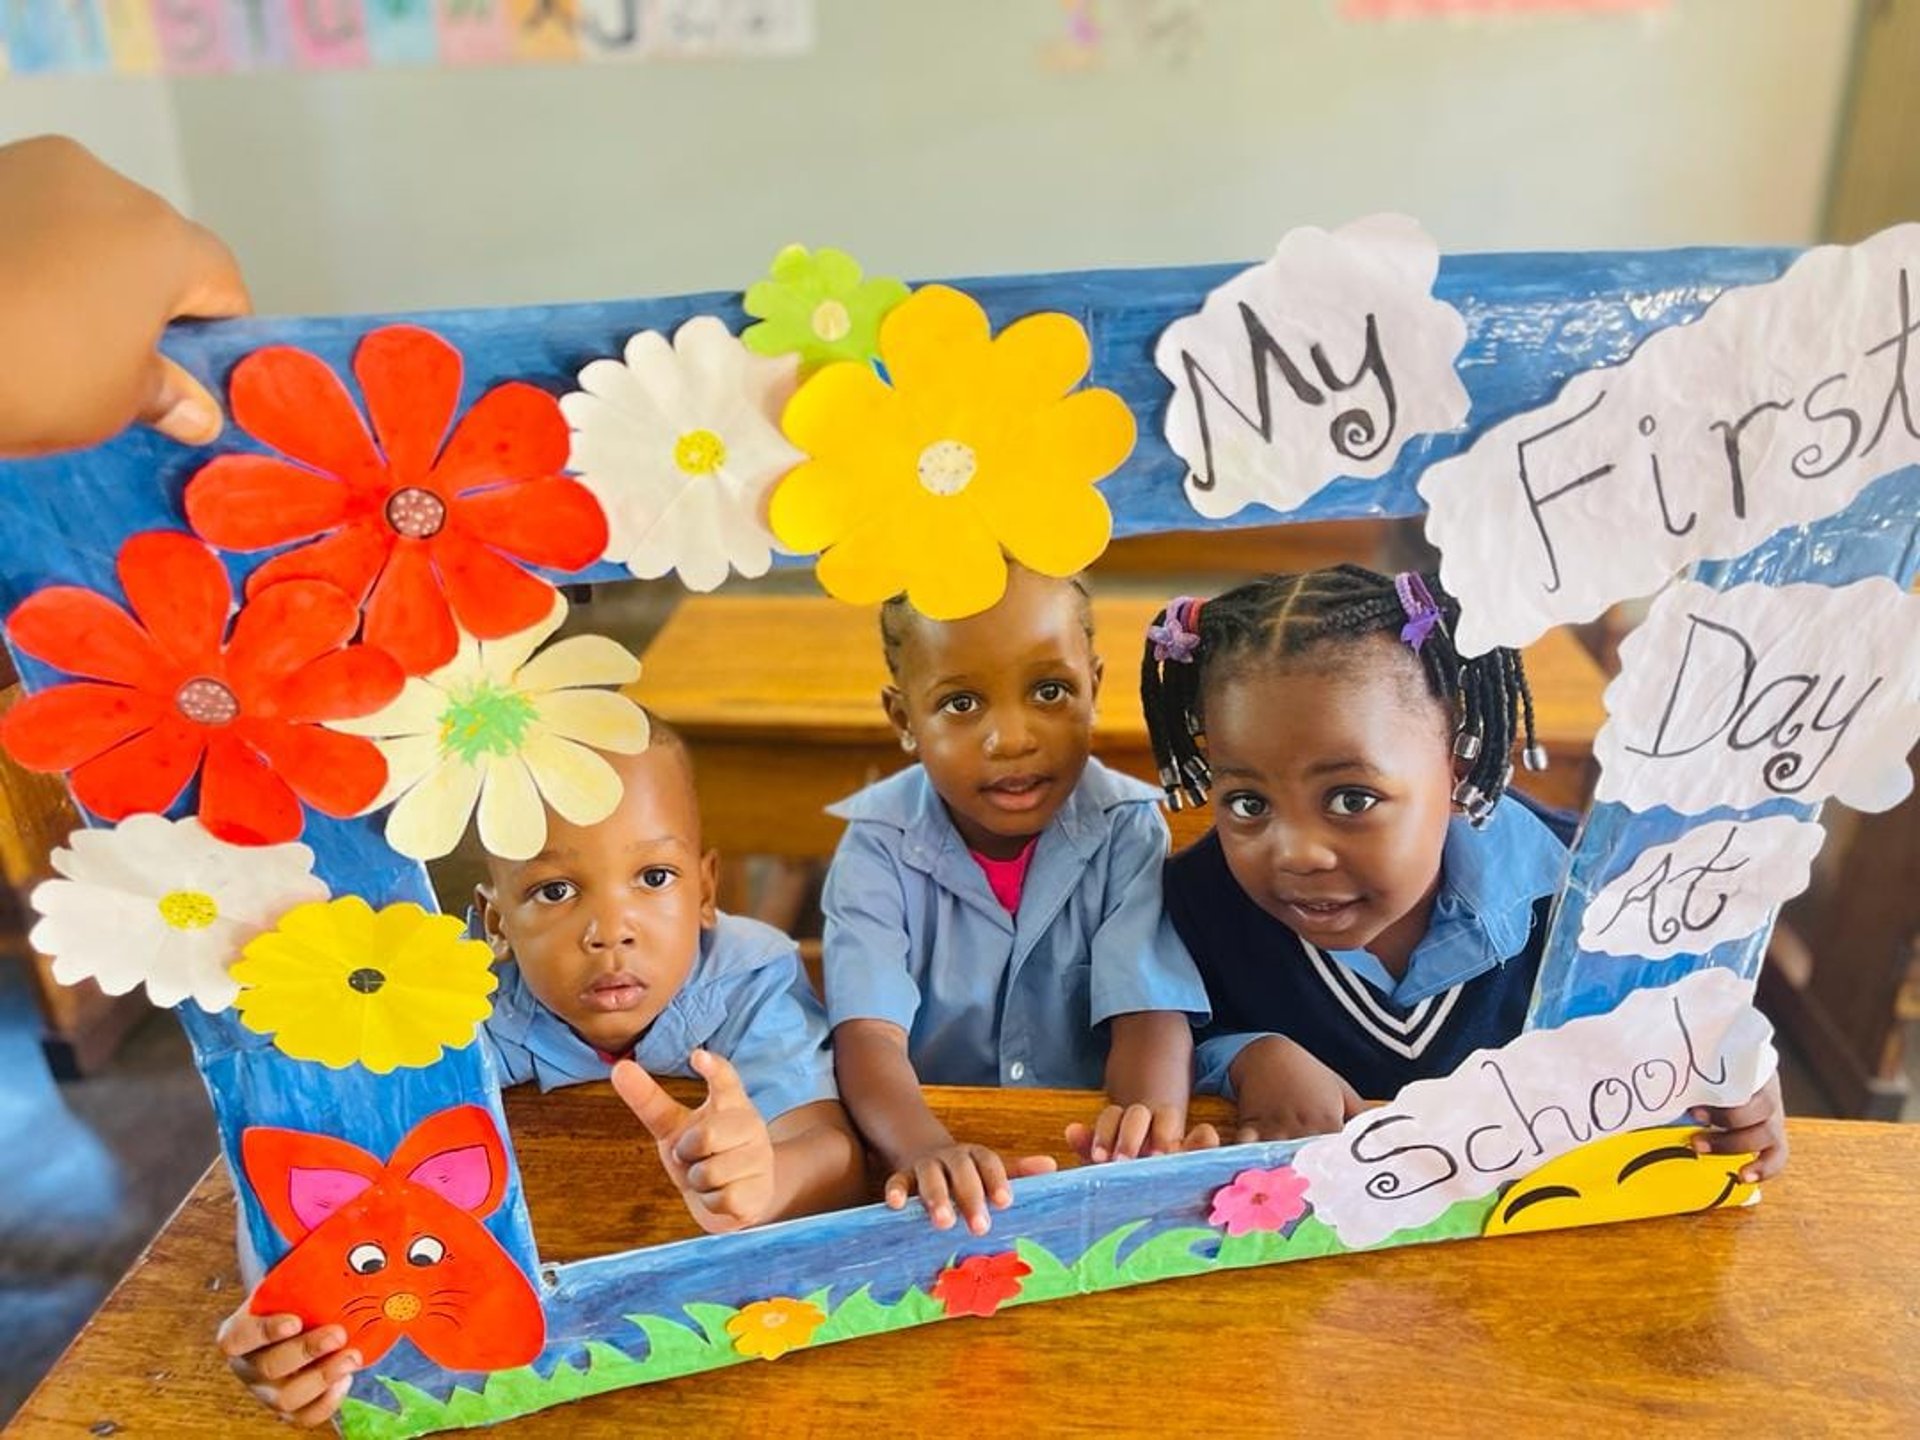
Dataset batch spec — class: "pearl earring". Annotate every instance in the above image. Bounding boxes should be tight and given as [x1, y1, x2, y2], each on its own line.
[900, 732, 917, 753]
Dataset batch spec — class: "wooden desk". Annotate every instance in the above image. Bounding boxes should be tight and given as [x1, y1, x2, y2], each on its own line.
[15, 1099, 1918, 1437]
[632, 595, 1607, 859]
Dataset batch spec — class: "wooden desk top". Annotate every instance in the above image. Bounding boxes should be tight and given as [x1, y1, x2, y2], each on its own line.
[633, 594, 1610, 753]
[16, 1094, 1920, 1437]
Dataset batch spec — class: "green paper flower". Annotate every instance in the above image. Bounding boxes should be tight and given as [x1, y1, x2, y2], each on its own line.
[742, 244, 909, 375]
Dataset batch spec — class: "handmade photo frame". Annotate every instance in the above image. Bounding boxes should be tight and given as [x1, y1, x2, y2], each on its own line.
[2, 224, 1915, 1438]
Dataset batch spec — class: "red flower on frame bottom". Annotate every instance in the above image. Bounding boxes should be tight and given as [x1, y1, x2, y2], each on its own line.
[0, 531, 404, 845]
[931, 1251, 1033, 1319]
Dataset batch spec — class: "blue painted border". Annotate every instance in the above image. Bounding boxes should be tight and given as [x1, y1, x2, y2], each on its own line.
[2, 245, 1914, 1434]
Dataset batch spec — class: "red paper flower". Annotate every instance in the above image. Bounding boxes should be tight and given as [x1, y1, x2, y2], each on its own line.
[931, 1251, 1032, 1319]
[0, 532, 404, 845]
[184, 325, 609, 676]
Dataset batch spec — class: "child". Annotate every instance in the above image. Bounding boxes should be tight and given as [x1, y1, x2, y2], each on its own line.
[1139, 566, 1787, 1175]
[824, 561, 1212, 1238]
[219, 724, 865, 1425]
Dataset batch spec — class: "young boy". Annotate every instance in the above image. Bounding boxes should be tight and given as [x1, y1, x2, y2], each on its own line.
[218, 725, 865, 1426]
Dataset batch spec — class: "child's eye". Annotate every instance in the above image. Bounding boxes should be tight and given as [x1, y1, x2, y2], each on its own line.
[1327, 789, 1380, 817]
[1223, 792, 1269, 821]
[529, 879, 576, 905]
[1032, 680, 1072, 704]
[638, 867, 678, 890]
[938, 693, 980, 716]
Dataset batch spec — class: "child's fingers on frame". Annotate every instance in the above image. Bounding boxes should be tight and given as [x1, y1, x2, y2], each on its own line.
[912, 1162, 958, 1229]
[883, 1170, 914, 1208]
[970, 1148, 1014, 1207]
[248, 1361, 343, 1420]
[243, 1328, 349, 1383]
[1011, 1153, 1058, 1177]
[671, 1109, 760, 1165]
[289, 1376, 355, 1430]
[214, 1308, 292, 1358]
[941, 1156, 995, 1234]
[1182, 1123, 1222, 1151]
[684, 1146, 768, 1194]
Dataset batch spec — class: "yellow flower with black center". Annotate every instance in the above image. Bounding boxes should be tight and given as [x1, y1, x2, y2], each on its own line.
[231, 896, 497, 1074]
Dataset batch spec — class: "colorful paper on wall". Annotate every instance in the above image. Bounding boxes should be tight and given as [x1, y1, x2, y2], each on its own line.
[1593, 578, 1920, 815]
[0, 0, 809, 71]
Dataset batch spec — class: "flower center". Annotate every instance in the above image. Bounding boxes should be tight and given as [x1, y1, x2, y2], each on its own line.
[347, 967, 387, 995]
[437, 683, 538, 764]
[761, 1311, 789, 1329]
[1250, 1190, 1269, 1206]
[385, 487, 447, 539]
[382, 1292, 422, 1322]
[673, 429, 728, 476]
[809, 299, 852, 343]
[157, 890, 219, 931]
[175, 677, 239, 726]
[916, 439, 977, 497]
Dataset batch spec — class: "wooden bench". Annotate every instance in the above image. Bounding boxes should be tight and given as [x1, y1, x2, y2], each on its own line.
[630, 593, 1608, 860]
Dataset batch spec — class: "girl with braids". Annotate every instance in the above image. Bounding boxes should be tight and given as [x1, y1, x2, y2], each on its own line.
[824, 562, 1214, 1238]
[1141, 566, 1785, 1181]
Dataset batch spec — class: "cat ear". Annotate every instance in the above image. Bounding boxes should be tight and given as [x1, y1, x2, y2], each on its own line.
[241, 1127, 384, 1243]
[388, 1105, 510, 1218]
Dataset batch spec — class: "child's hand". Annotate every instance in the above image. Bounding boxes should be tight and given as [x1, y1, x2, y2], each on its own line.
[1065, 1103, 1222, 1162]
[1230, 1036, 1367, 1141]
[1690, 1072, 1789, 1183]
[215, 1303, 361, 1427]
[612, 1050, 777, 1234]
[885, 1143, 1057, 1236]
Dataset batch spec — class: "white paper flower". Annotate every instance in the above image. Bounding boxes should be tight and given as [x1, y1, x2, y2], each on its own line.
[331, 596, 651, 862]
[562, 315, 803, 591]
[28, 814, 330, 1012]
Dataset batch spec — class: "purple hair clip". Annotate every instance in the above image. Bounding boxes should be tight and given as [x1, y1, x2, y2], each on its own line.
[1148, 595, 1204, 665]
[1394, 572, 1443, 653]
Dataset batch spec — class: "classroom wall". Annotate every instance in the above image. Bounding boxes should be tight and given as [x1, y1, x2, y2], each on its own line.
[0, 76, 190, 208]
[3, 1, 1862, 316]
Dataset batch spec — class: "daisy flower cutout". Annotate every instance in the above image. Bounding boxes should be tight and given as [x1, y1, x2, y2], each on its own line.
[29, 814, 329, 1012]
[562, 316, 803, 592]
[230, 897, 498, 1073]
[770, 284, 1135, 620]
[332, 595, 650, 861]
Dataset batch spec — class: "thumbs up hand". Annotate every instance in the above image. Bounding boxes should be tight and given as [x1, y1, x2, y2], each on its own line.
[612, 1050, 777, 1234]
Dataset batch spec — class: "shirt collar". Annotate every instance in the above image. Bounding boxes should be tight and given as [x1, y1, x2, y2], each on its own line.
[1329, 798, 1569, 1006]
[827, 759, 1161, 873]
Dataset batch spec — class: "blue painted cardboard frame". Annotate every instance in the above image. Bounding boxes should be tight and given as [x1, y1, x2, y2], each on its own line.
[2, 247, 1916, 1438]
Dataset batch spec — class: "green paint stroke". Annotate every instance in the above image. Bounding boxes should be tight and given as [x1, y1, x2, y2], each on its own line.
[338, 1196, 1499, 1439]
[436, 683, 536, 765]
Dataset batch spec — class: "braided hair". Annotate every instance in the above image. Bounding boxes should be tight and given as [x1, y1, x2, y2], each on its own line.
[1139, 565, 1545, 826]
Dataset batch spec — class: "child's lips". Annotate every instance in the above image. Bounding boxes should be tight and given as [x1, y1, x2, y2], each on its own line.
[1276, 896, 1365, 933]
[582, 975, 648, 1013]
[979, 774, 1053, 813]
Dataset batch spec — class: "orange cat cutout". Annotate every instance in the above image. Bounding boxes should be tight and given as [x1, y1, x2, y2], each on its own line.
[244, 1105, 546, 1370]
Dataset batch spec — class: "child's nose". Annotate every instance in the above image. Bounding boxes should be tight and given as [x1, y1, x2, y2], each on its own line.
[1269, 823, 1339, 874]
[985, 713, 1039, 758]
[581, 900, 639, 949]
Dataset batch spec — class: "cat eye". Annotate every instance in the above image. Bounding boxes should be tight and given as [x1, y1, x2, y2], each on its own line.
[406, 1235, 447, 1266]
[347, 1242, 387, 1275]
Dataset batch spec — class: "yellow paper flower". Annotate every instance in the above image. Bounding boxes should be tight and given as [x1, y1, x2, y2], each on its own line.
[725, 1296, 827, 1361]
[769, 284, 1135, 621]
[230, 897, 498, 1073]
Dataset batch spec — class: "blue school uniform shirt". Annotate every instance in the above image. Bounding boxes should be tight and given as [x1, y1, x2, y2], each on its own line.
[481, 910, 837, 1124]
[1171, 797, 1571, 1103]
[821, 758, 1210, 1088]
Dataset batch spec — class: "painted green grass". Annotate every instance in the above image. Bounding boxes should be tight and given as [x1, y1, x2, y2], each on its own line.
[339, 1198, 1496, 1439]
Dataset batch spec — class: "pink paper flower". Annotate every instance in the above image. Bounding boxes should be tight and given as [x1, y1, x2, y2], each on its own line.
[1207, 1166, 1310, 1237]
